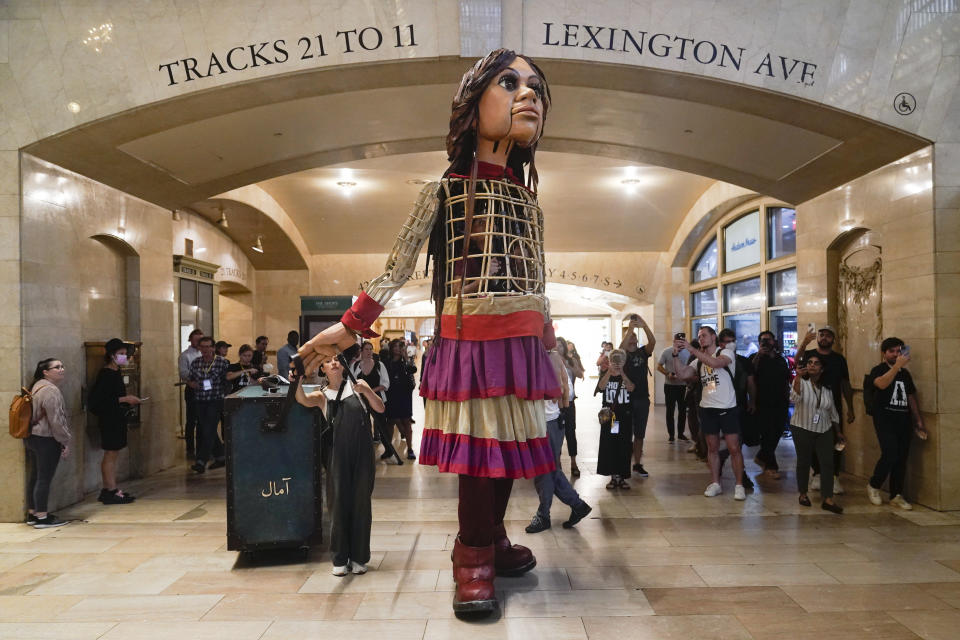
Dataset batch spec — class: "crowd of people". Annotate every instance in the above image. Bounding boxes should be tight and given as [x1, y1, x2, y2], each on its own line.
[583, 322, 927, 516]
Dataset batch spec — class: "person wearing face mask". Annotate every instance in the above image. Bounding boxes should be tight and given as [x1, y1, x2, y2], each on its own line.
[24, 358, 72, 527]
[88, 338, 140, 504]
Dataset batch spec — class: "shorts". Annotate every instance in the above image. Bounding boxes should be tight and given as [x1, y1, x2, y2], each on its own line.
[632, 401, 651, 439]
[699, 407, 740, 436]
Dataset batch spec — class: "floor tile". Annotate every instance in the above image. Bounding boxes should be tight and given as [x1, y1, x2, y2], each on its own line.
[300, 569, 439, 593]
[888, 610, 960, 640]
[353, 591, 478, 620]
[0, 595, 83, 621]
[162, 570, 311, 594]
[260, 620, 427, 640]
[582, 614, 753, 640]
[914, 582, 960, 608]
[737, 611, 922, 639]
[10, 552, 156, 573]
[567, 565, 706, 589]
[0, 622, 116, 639]
[819, 560, 960, 584]
[97, 621, 270, 639]
[201, 593, 364, 621]
[425, 617, 587, 640]
[693, 562, 839, 586]
[436, 567, 571, 592]
[504, 588, 653, 617]
[781, 584, 954, 612]
[56, 595, 225, 622]
[30, 570, 186, 595]
[0, 572, 59, 595]
[643, 586, 804, 615]
[107, 535, 227, 554]
[0, 553, 35, 571]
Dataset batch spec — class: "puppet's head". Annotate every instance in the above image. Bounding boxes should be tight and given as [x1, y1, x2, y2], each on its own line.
[445, 49, 551, 189]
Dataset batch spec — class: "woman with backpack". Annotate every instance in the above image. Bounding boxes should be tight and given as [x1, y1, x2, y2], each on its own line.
[24, 358, 71, 528]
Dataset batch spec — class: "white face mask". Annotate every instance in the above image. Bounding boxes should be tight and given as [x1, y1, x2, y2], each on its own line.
[114, 354, 128, 366]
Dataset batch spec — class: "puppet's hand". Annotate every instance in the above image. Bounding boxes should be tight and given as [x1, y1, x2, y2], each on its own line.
[542, 321, 557, 350]
[297, 323, 357, 374]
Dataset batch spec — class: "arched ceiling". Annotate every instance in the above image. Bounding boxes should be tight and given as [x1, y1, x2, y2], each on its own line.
[23, 58, 928, 268]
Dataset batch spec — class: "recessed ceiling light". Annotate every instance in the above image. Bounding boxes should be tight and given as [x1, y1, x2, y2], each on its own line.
[67, 102, 81, 113]
[621, 178, 642, 185]
[337, 181, 357, 188]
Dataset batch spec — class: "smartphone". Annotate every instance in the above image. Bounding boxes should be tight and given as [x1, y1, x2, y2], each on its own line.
[674, 332, 685, 340]
[901, 345, 910, 357]
[807, 322, 816, 333]
[138, 397, 150, 402]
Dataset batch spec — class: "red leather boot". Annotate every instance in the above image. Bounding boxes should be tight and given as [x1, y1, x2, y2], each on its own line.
[493, 523, 537, 576]
[452, 536, 497, 614]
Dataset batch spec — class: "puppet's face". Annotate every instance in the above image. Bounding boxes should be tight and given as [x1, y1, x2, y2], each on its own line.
[477, 57, 544, 150]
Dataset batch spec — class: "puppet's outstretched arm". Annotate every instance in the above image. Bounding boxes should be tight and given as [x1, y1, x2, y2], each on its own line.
[297, 182, 440, 372]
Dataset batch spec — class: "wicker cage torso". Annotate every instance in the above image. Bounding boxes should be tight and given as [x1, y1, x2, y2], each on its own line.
[440, 177, 545, 301]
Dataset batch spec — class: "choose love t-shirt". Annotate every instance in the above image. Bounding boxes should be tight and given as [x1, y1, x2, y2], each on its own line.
[691, 346, 737, 410]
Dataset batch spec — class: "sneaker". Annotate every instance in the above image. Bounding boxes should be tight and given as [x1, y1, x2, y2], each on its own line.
[32, 515, 68, 529]
[890, 494, 913, 510]
[350, 561, 367, 574]
[379, 451, 393, 460]
[734, 485, 746, 501]
[207, 460, 225, 470]
[332, 564, 349, 576]
[406, 448, 416, 460]
[562, 502, 592, 529]
[704, 482, 722, 497]
[191, 462, 206, 474]
[866, 483, 883, 505]
[635, 464, 649, 478]
[833, 476, 844, 494]
[810, 472, 820, 491]
[99, 489, 135, 504]
[25, 513, 37, 525]
[525, 514, 551, 534]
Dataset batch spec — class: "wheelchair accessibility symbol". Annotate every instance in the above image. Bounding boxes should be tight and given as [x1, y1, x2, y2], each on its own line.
[894, 93, 916, 115]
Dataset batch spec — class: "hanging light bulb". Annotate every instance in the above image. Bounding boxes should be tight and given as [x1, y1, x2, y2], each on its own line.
[216, 204, 229, 228]
[171, 209, 182, 221]
[252, 235, 264, 253]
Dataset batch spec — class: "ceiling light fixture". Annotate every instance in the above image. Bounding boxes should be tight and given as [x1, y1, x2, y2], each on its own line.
[621, 178, 642, 185]
[216, 204, 229, 228]
[67, 101, 81, 113]
[252, 235, 264, 253]
[337, 181, 357, 188]
[406, 178, 430, 185]
[171, 209, 182, 222]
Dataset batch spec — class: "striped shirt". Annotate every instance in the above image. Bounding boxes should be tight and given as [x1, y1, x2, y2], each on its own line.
[789, 377, 839, 434]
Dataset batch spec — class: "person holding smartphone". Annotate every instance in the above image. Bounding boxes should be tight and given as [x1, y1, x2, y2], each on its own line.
[790, 354, 843, 513]
[657, 332, 691, 443]
[619, 314, 655, 478]
[866, 337, 927, 509]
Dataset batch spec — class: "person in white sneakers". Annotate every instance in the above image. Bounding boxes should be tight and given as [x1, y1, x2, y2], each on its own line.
[679, 326, 746, 500]
[865, 337, 927, 510]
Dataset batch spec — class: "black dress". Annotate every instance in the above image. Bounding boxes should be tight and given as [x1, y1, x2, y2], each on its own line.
[327, 384, 376, 566]
[596, 375, 633, 477]
[385, 359, 416, 420]
[89, 367, 128, 451]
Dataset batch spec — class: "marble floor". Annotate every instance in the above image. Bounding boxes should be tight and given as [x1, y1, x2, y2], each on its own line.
[3, 391, 960, 640]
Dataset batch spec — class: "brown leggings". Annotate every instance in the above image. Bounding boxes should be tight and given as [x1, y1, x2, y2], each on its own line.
[458, 475, 513, 547]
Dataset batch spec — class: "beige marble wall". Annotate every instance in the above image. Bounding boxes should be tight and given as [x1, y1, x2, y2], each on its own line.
[795, 148, 938, 507]
[254, 269, 309, 353]
[14, 154, 180, 516]
[218, 291, 255, 354]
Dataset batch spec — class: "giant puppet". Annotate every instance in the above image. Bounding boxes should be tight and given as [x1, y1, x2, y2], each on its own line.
[296, 49, 560, 615]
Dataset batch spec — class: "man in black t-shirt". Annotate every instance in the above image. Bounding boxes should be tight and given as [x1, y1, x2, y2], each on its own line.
[619, 314, 655, 478]
[866, 337, 927, 509]
[797, 325, 854, 491]
[751, 331, 791, 477]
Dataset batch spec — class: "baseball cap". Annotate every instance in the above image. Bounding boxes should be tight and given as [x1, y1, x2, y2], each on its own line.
[215, 340, 232, 349]
[819, 325, 836, 337]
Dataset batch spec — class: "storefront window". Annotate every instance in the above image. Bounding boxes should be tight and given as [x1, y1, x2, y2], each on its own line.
[691, 239, 718, 283]
[691, 288, 718, 316]
[724, 210, 760, 272]
[723, 312, 761, 356]
[769, 308, 799, 357]
[767, 207, 796, 259]
[768, 268, 797, 306]
[723, 277, 762, 313]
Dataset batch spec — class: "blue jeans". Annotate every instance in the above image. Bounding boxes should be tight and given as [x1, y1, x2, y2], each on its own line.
[534, 418, 584, 520]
